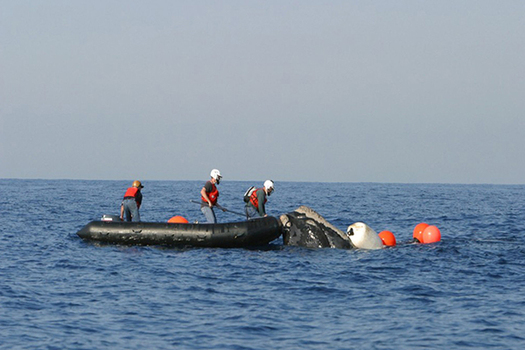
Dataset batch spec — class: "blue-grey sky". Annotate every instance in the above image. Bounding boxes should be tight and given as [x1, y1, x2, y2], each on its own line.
[1, 1, 524, 184]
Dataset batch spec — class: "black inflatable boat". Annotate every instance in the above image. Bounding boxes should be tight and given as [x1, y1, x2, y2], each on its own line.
[76, 216, 283, 248]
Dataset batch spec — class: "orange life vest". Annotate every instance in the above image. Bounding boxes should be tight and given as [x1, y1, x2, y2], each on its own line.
[124, 187, 139, 199]
[202, 183, 219, 205]
[249, 188, 267, 208]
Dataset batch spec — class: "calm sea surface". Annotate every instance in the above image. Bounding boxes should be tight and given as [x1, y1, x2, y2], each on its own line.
[1, 179, 525, 349]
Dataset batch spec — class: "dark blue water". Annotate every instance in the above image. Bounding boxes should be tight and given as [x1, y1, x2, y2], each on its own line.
[1, 179, 525, 349]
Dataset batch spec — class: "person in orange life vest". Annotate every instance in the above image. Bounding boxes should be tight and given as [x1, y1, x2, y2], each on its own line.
[120, 180, 144, 222]
[200, 169, 223, 223]
[245, 180, 274, 219]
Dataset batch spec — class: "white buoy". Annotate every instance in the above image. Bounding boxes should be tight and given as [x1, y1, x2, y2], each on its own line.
[346, 222, 383, 249]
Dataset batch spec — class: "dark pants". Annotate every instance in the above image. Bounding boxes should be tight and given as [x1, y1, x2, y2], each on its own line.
[245, 205, 261, 219]
[122, 198, 140, 222]
[201, 206, 217, 223]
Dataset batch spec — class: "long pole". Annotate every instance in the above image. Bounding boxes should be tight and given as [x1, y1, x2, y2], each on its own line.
[189, 200, 246, 217]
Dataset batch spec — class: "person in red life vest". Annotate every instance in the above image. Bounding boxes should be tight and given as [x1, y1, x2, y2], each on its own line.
[200, 169, 223, 223]
[245, 180, 275, 219]
[120, 180, 144, 222]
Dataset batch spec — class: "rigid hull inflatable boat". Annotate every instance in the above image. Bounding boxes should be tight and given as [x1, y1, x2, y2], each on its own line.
[76, 216, 283, 248]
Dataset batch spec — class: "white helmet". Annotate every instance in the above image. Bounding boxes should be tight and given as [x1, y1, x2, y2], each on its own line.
[264, 180, 274, 194]
[210, 169, 222, 181]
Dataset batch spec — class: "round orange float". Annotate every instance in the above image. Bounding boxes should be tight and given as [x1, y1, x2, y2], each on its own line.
[168, 215, 189, 223]
[378, 230, 396, 246]
[422, 225, 441, 243]
[412, 222, 429, 243]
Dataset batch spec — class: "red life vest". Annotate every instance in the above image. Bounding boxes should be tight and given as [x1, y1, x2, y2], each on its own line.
[249, 188, 267, 208]
[202, 183, 219, 205]
[124, 187, 139, 198]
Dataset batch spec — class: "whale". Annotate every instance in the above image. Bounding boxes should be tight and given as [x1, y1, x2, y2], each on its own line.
[280, 206, 385, 250]
[346, 222, 383, 249]
[279, 206, 352, 249]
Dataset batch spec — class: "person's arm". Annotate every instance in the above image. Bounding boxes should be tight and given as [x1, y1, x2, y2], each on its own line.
[201, 187, 213, 207]
[257, 190, 266, 216]
[136, 191, 142, 209]
[120, 203, 124, 220]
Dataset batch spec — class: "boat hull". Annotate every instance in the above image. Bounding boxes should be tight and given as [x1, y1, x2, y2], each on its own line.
[76, 216, 283, 248]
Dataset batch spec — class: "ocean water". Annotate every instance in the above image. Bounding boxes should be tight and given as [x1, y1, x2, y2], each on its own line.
[1, 179, 525, 350]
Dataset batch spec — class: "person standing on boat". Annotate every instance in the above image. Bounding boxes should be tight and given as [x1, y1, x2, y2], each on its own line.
[200, 169, 222, 223]
[120, 180, 144, 222]
[245, 180, 274, 219]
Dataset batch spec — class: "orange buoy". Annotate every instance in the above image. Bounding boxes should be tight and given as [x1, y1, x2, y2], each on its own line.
[168, 215, 189, 223]
[422, 225, 441, 244]
[378, 230, 396, 246]
[413, 222, 429, 243]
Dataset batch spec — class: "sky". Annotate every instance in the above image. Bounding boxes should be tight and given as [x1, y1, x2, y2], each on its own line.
[1, 0, 524, 184]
